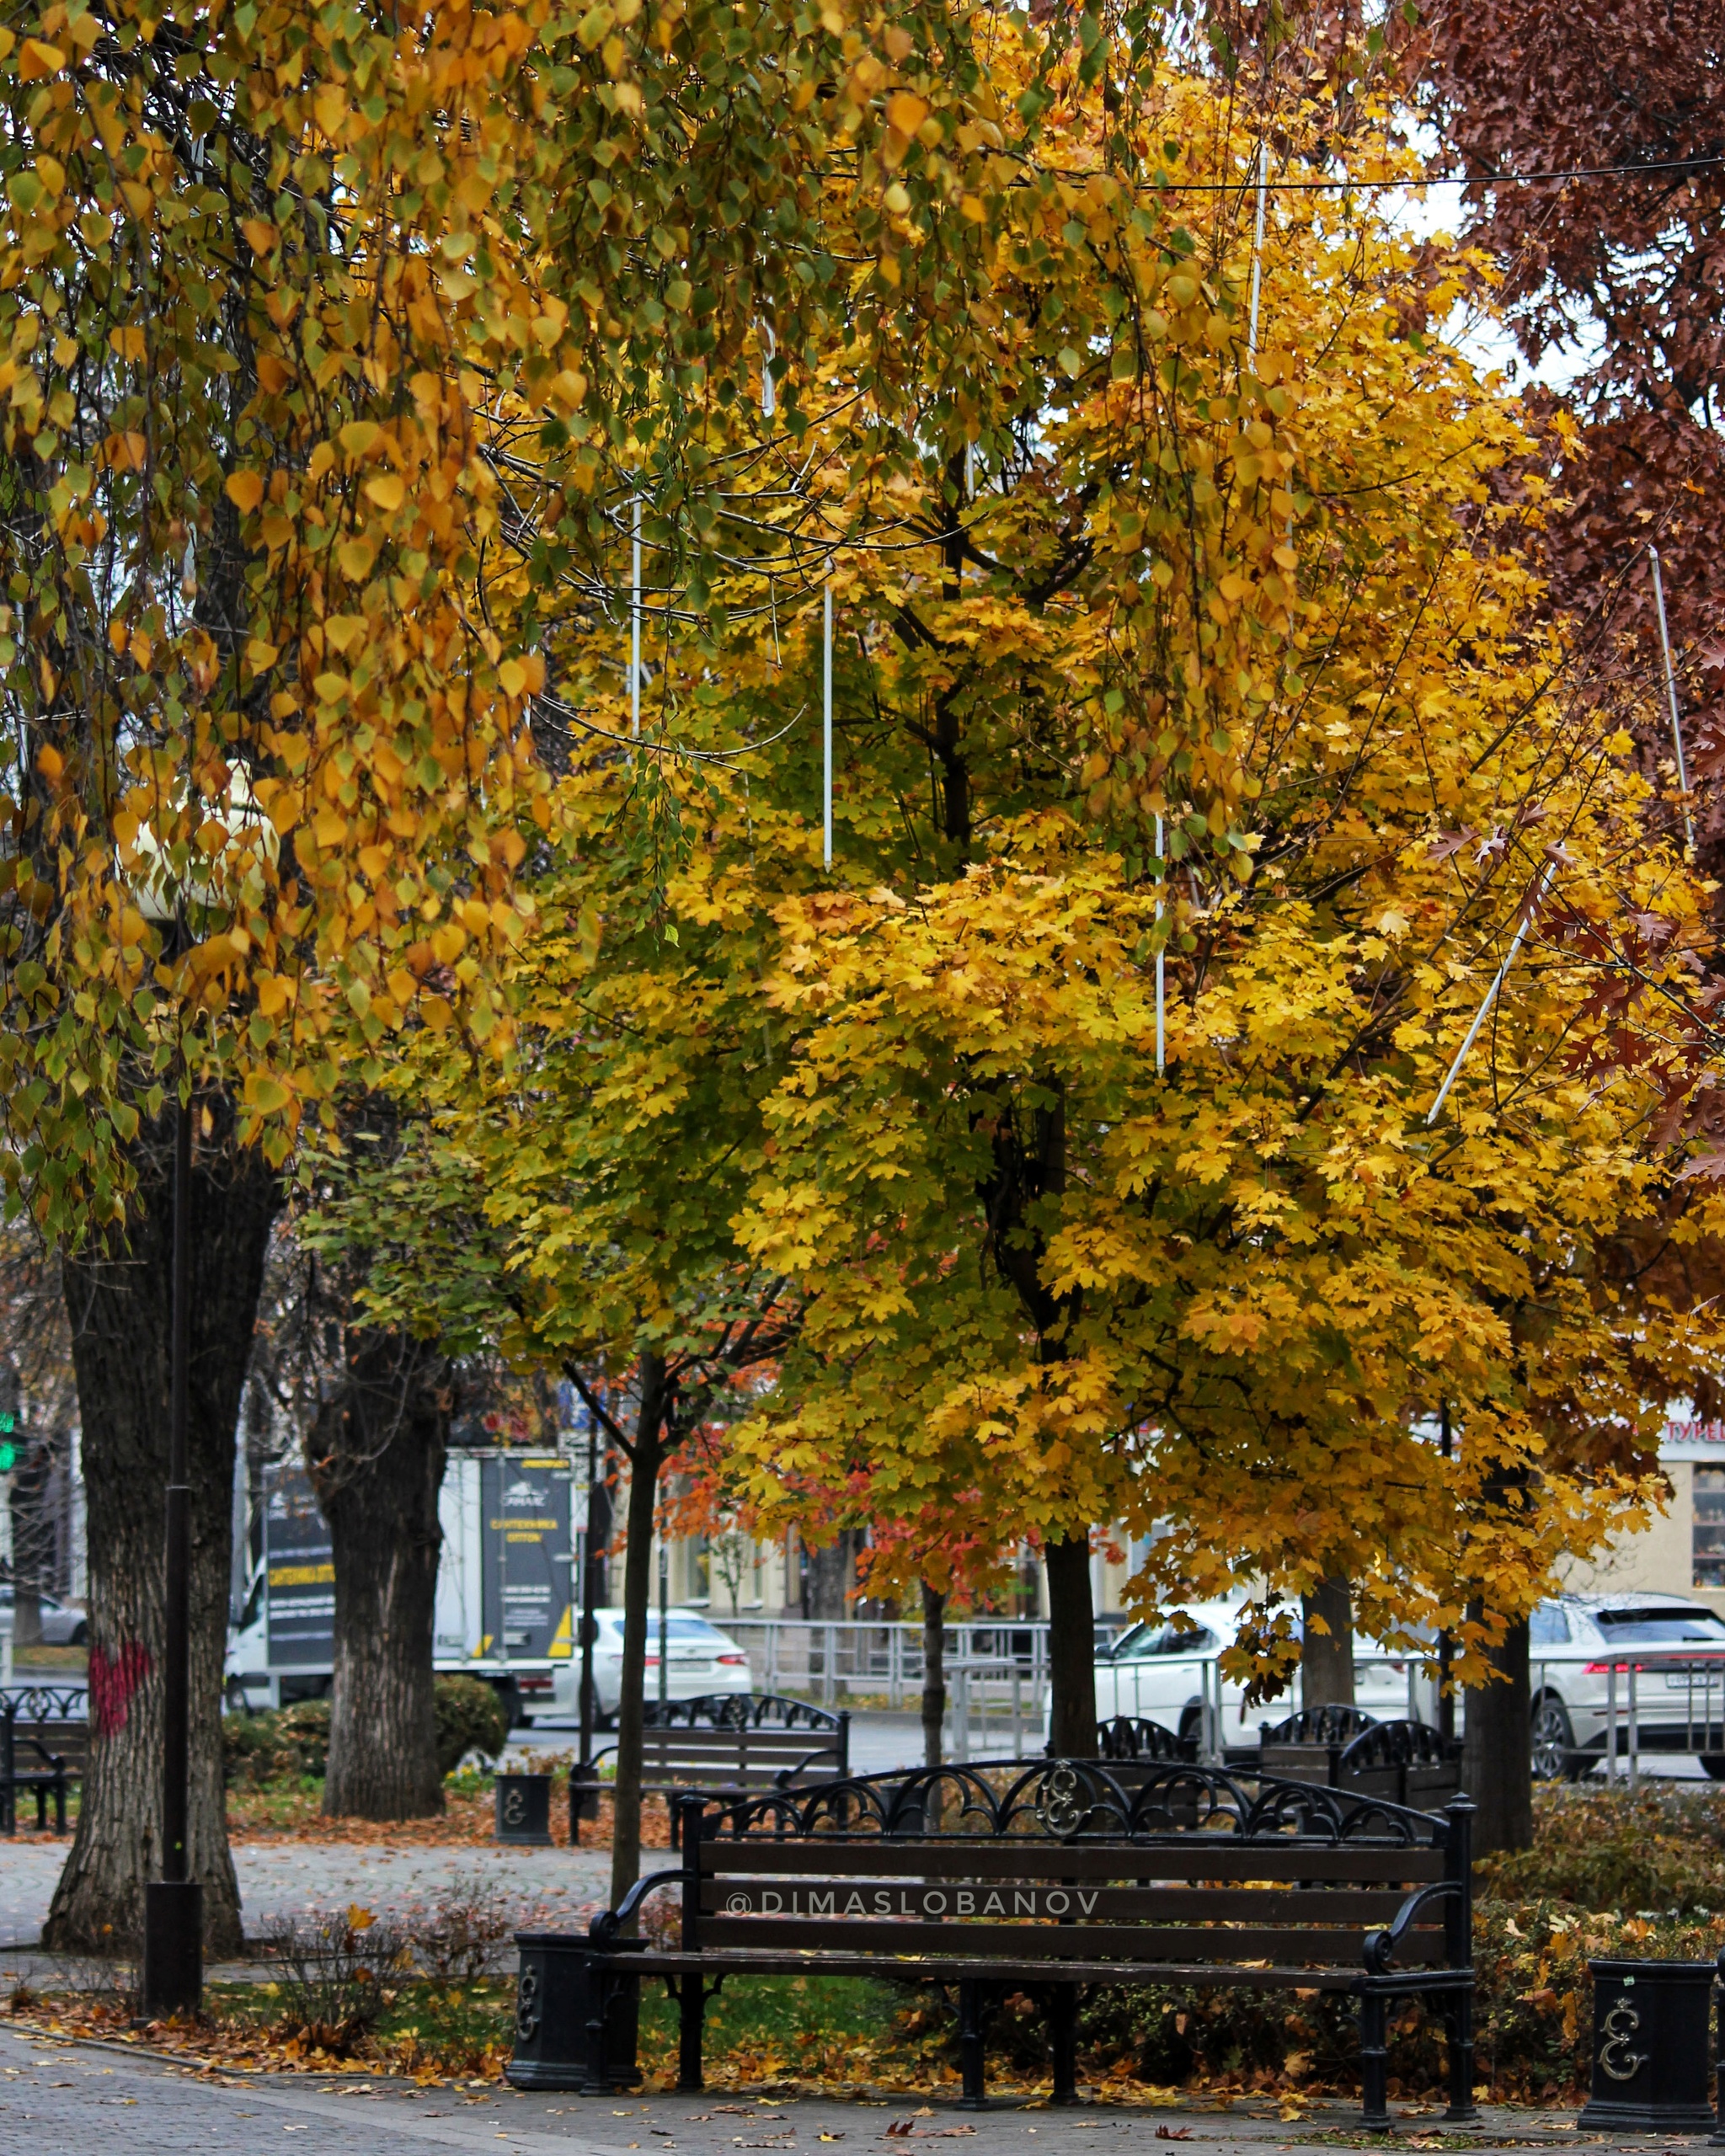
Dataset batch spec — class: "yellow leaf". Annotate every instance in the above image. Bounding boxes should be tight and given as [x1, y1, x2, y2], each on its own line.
[19, 39, 65, 79]
[243, 1073, 293, 1115]
[225, 471, 265, 514]
[365, 472, 405, 513]
[886, 92, 929, 136]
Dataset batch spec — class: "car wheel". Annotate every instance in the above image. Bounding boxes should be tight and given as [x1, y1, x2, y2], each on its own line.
[1701, 1756, 1725, 1781]
[224, 1677, 252, 1716]
[1530, 1693, 1575, 1781]
[1178, 1705, 1204, 1752]
[71, 1621, 87, 1646]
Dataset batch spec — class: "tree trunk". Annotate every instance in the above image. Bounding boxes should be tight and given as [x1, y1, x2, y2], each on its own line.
[1462, 1610, 1533, 1855]
[920, 1581, 946, 1768]
[1045, 1532, 1097, 1757]
[806, 1529, 858, 1620]
[45, 1099, 276, 1956]
[310, 1328, 447, 1820]
[610, 1353, 668, 1912]
[1300, 1576, 1356, 1707]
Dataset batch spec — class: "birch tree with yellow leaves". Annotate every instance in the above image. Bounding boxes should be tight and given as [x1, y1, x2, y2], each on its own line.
[0, 0, 1016, 1944]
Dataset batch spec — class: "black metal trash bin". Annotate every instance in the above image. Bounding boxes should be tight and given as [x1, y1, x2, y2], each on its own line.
[1577, 1958, 1715, 2132]
[506, 1932, 642, 2092]
[495, 1770, 554, 1847]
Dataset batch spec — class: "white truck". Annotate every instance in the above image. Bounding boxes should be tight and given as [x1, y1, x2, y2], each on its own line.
[226, 1451, 579, 1724]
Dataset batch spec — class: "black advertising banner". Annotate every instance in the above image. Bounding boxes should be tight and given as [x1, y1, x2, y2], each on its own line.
[480, 1455, 574, 1661]
[264, 1465, 334, 1668]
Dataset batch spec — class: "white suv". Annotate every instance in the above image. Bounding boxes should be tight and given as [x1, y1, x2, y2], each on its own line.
[1530, 1592, 1725, 1779]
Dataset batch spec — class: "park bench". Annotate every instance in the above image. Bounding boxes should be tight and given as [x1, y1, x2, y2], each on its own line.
[578, 1694, 850, 1841]
[510, 1756, 1477, 2129]
[0, 1684, 87, 1833]
[1095, 1715, 1193, 1764]
[1260, 1708, 1463, 1813]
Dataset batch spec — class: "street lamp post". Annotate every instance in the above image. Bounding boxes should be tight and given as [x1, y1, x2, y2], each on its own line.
[142, 1085, 201, 2013]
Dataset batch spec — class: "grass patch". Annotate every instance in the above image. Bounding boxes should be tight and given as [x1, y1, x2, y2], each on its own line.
[638, 1973, 920, 2086]
[211, 1974, 517, 2077]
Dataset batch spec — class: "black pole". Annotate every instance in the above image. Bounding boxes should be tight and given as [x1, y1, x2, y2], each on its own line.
[579, 1404, 598, 1769]
[571, 1397, 601, 1844]
[657, 1534, 670, 1710]
[1437, 1401, 1455, 1745]
[142, 1086, 201, 2013]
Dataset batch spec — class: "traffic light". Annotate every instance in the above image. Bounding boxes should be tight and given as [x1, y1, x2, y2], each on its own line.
[0, 1412, 14, 1473]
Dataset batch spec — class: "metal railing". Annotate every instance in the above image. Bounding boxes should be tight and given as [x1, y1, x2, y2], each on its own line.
[712, 1622, 1725, 1783]
[720, 1618, 1049, 1723]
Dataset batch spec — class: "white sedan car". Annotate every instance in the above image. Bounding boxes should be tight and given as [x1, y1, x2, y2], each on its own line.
[1530, 1592, 1725, 1779]
[1085, 1599, 1429, 1752]
[0, 1585, 88, 1646]
[567, 1605, 755, 1724]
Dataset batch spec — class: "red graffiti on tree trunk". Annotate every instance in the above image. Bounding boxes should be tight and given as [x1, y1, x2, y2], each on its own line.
[88, 1641, 152, 1737]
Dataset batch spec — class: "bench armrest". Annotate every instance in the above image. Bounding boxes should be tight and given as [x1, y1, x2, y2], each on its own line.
[589, 1866, 684, 1950]
[1362, 1881, 1462, 1976]
[772, 1742, 841, 1788]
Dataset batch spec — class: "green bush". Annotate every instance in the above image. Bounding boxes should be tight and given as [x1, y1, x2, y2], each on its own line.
[434, 1674, 510, 1776]
[1476, 1783, 1725, 1915]
[225, 1678, 507, 1790]
[223, 1698, 331, 1788]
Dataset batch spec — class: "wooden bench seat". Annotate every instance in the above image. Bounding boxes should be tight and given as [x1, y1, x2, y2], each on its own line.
[509, 1757, 1477, 2129]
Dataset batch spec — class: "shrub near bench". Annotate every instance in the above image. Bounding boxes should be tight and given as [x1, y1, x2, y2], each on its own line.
[510, 1758, 1477, 2127]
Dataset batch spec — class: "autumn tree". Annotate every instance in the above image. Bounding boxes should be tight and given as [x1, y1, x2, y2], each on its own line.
[488, 40, 1725, 1801]
[1, 0, 1010, 1937]
[277, 1132, 455, 1823]
[1417, 0, 1725, 868]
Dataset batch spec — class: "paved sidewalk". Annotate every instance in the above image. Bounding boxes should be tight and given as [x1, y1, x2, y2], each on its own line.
[0, 1840, 673, 1961]
[0, 2024, 1635, 2156]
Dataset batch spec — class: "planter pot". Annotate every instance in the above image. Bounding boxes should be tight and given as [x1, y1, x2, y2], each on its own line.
[495, 1770, 553, 1847]
[1577, 1958, 1714, 2132]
